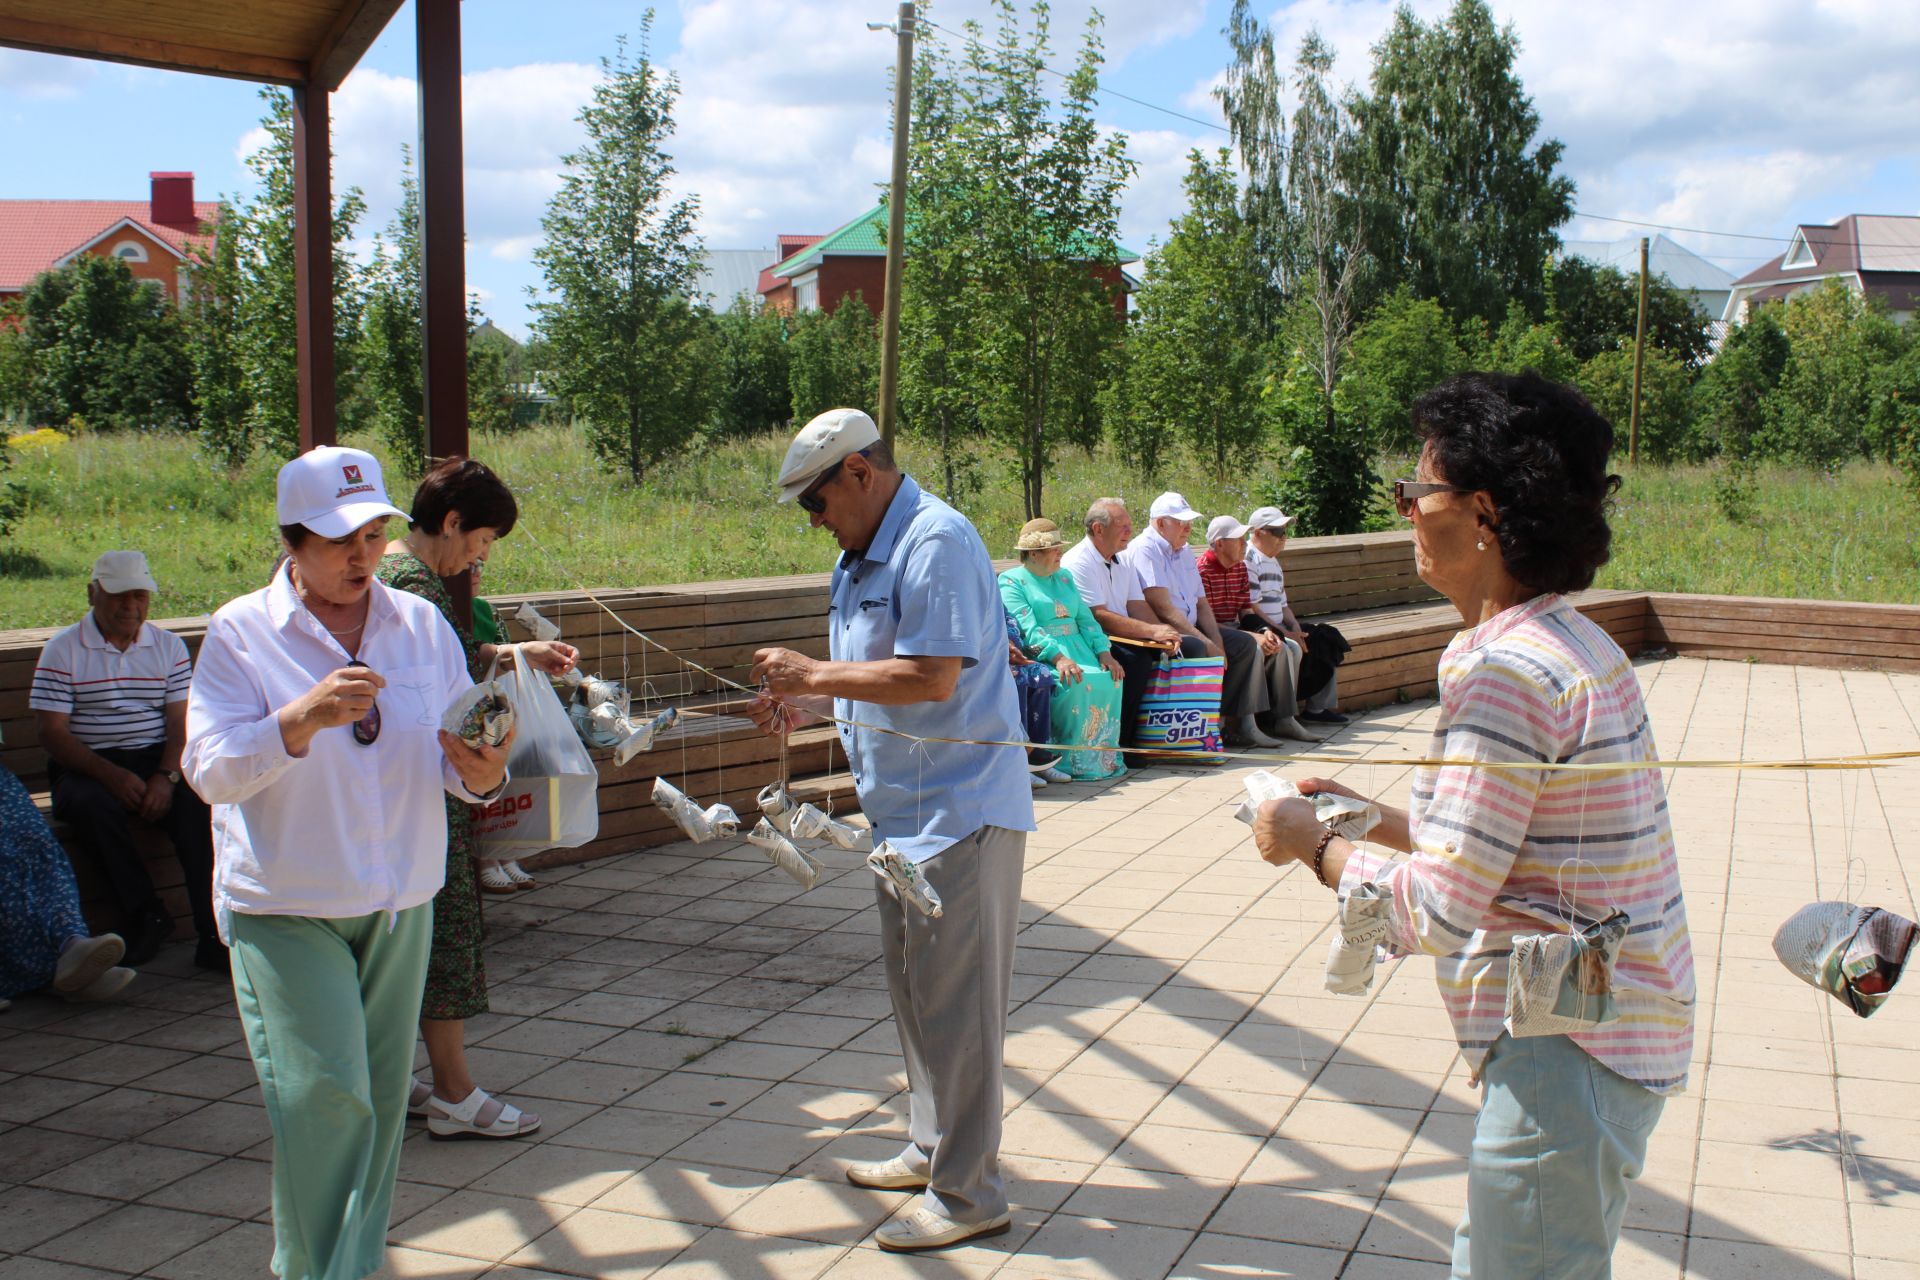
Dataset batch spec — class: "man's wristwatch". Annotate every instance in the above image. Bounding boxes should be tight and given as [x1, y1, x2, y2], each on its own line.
[164, 770, 181, 784]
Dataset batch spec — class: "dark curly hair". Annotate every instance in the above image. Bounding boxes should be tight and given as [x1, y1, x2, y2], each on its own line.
[409, 457, 517, 538]
[1411, 372, 1622, 595]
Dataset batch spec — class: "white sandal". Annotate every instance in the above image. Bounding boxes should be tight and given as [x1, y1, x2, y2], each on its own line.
[478, 863, 518, 894]
[503, 860, 537, 890]
[426, 1086, 540, 1141]
[407, 1077, 433, 1120]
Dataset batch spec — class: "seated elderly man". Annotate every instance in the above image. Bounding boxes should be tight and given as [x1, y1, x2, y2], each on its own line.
[1059, 497, 1189, 756]
[1119, 493, 1281, 748]
[1245, 506, 1348, 725]
[29, 551, 221, 970]
[1197, 514, 1327, 743]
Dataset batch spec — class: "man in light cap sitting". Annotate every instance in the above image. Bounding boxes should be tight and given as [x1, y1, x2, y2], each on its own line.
[1120, 492, 1281, 748]
[1199, 515, 1326, 742]
[1245, 506, 1347, 725]
[748, 408, 1035, 1251]
[30, 550, 220, 969]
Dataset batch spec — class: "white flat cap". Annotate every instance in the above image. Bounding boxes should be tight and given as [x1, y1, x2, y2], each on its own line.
[777, 408, 881, 503]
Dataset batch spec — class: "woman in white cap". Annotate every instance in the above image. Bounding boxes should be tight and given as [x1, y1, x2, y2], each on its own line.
[184, 446, 512, 1280]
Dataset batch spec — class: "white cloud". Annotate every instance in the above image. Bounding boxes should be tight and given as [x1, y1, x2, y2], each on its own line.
[0, 49, 96, 100]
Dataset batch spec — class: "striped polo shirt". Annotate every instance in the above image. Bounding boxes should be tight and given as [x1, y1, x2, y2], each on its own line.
[29, 615, 193, 750]
[1340, 593, 1696, 1094]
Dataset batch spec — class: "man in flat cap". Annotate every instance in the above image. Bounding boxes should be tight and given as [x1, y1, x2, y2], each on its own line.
[30, 551, 221, 969]
[748, 408, 1035, 1252]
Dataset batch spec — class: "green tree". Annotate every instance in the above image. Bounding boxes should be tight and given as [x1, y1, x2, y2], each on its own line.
[1263, 302, 1379, 535]
[1577, 346, 1692, 462]
[903, 0, 1132, 518]
[1484, 300, 1578, 382]
[13, 255, 192, 432]
[234, 89, 366, 458]
[532, 23, 712, 482]
[1124, 149, 1264, 476]
[1350, 0, 1574, 323]
[0, 302, 29, 425]
[1689, 302, 1788, 460]
[1765, 280, 1908, 466]
[711, 299, 793, 438]
[357, 150, 426, 474]
[788, 296, 881, 424]
[1344, 286, 1465, 452]
[0, 436, 25, 543]
[1215, 0, 1290, 334]
[467, 309, 521, 436]
[184, 206, 251, 468]
[1548, 254, 1714, 368]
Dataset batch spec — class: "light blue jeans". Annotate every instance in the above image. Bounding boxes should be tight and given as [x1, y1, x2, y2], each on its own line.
[1451, 1033, 1665, 1280]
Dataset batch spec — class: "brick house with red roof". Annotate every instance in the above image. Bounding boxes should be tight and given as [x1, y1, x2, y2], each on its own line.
[0, 172, 218, 311]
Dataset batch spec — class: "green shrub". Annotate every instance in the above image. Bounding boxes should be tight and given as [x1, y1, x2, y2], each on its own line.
[1343, 287, 1466, 452]
[1577, 346, 1693, 463]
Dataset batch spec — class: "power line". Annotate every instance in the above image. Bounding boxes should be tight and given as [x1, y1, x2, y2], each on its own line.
[910, 16, 1919, 258]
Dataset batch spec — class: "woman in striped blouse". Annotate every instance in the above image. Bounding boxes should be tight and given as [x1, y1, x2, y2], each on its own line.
[1254, 372, 1695, 1280]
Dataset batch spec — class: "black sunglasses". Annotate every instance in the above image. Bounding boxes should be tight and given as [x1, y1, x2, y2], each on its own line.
[797, 448, 873, 515]
[1393, 479, 1476, 519]
[352, 702, 381, 746]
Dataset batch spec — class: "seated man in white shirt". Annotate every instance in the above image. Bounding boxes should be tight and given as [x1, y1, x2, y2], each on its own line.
[1060, 498, 1191, 756]
[30, 551, 221, 970]
[1119, 492, 1281, 749]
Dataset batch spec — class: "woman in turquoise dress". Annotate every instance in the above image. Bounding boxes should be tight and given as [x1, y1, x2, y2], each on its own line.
[998, 519, 1127, 780]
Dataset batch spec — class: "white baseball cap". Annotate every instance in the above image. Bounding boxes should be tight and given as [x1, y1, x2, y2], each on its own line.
[777, 408, 882, 503]
[1206, 515, 1249, 543]
[91, 550, 158, 594]
[1246, 505, 1296, 532]
[1148, 491, 1202, 522]
[276, 446, 409, 538]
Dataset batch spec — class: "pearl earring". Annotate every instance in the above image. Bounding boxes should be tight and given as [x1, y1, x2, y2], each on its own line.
[1476, 538, 1487, 551]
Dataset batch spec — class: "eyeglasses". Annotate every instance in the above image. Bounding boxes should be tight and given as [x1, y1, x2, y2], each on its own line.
[1393, 479, 1476, 519]
[352, 702, 382, 746]
[796, 460, 847, 515]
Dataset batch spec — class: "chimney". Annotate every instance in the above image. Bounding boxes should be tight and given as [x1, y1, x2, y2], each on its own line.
[150, 172, 195, 226]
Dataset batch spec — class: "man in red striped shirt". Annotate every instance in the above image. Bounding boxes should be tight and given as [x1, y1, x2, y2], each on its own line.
[30, 552, 220, 969]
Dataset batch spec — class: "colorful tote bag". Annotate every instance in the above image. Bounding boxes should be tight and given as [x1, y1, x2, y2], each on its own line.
[1133, 655, 1225, 755]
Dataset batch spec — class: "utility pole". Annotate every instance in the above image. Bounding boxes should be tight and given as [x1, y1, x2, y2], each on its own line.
[1629, 235, 1649, 465]
[874, 1, 915, 449]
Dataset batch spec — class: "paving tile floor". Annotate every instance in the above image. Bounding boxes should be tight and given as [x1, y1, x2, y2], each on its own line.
[3, 656, 1918, 1279]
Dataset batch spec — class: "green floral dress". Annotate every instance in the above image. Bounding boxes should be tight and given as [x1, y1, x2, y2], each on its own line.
[377, 549, 488, 1021]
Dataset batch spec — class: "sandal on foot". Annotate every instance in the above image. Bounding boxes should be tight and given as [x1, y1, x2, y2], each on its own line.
[427, 1087, 540, 1140]
[407, 1078, 434, 1120]
[503, 860, 538, 890]
[478, 864, 518, 894]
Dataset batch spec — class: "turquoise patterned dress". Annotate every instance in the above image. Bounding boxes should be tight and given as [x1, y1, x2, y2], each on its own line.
[998, 564, 1125, 779]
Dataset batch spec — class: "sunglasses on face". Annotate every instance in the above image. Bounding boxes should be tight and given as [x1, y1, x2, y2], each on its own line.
[1393, 479, 1476, 519]
[797, 460, 847, 515]
[352, 702, 381, 746]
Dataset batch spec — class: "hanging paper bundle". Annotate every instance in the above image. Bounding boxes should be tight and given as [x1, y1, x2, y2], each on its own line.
[1505, 911, 1630, 1037]
[758, 783, 800, 836]
[1324, 882, 1393, 995]
[442, 679, 514, 750]
[652, 776, 739, 844]
[513, 601, 562, 642]
[868, 843, 943, 917]
[1773, 902, 1916, 1018]
[748, 818, 824, 889]
[790, 802, 874, 852]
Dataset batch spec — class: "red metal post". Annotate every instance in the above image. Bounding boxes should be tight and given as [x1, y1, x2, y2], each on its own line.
[416, 0, 471, 624]
[292, 84, 337, 451]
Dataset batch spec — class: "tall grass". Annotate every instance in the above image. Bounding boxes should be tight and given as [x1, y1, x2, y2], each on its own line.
[3, 425, 1915, 631]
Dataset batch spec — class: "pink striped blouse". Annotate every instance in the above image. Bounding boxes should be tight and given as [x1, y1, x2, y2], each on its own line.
[1341, 594, 1697, 1094]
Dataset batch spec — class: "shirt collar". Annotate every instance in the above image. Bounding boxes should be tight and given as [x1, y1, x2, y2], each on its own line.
[840, 474, 922, 571]
[81, 611, 152, 652]
[1455, 592, 1561, 651]
[267, 559, 401, 646]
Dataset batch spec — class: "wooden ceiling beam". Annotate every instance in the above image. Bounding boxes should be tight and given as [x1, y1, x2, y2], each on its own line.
[308, 0, 405, 91]
[0, 13, 306, 86]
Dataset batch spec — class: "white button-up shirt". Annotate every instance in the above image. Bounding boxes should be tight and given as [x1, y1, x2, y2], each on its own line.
[184, 565, 489, 938]
[1121, 525, 1204, 623]
[1060, 537, 1143, 617]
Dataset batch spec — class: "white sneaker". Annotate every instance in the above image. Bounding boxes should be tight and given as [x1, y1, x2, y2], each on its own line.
[876, 1205, 1011, 1251]
[1029, 773, 1048, 790]
[1039, 766, 1073, 784]
[64, 967, 135, 1003]
[53, 934, 125, 994]
[846, 1155, 929, 1190]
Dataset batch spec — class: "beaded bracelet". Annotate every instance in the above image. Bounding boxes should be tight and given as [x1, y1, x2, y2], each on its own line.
[1310, 827, 1337, 889]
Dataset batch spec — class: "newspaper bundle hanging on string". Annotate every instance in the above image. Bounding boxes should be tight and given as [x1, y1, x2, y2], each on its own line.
[1505, 910, 1629, 1037]
[1773, 901, 1917, 1018]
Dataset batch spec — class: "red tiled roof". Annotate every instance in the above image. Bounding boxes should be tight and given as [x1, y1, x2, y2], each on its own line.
[0, 200, 220, 293]
[759, 234, 823, 296]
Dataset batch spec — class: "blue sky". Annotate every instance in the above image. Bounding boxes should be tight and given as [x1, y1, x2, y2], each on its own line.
[4, 0, 1917, 338]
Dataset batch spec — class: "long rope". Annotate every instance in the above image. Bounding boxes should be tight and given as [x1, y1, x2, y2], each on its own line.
[513, 524, 1917, 776]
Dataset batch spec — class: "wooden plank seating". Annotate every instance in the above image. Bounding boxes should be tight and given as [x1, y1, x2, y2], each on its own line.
[7, 529, 1919, 943]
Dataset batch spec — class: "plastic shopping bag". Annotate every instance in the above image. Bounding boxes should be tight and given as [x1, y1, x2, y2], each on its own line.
[472, 653, 600, 857]
[1132, 655, 1224, 756]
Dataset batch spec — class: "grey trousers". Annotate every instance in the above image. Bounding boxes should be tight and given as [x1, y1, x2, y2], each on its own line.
[876, 824, 1027, 1224]
[1218, 624, 1268, 719]
[1249, 632, 1303, 732]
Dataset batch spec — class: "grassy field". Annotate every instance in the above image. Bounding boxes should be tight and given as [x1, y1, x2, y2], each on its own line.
[3, 423, 1916, 631]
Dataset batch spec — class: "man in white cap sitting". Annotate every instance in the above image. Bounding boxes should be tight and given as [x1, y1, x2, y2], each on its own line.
[748, 408, 1035, 1252]
[1246, 506, 1347, 725]
[1198, 514, 1326, 742]
[1120, 492, 1280, 748]
[30, 550, 221, 969]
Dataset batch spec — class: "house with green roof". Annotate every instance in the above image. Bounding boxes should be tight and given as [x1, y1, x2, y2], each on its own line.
[758, 203, 1139, 318]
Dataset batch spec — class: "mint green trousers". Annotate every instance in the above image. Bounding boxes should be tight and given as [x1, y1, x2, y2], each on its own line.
[231, 905, 431, 1280]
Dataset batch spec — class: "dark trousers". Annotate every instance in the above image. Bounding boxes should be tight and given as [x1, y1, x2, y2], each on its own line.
[49, 744, 217, 943]
[1112, 636, 1209, 746]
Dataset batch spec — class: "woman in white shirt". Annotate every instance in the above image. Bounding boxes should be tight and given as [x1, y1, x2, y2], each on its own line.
[184, 447, 510, 1280]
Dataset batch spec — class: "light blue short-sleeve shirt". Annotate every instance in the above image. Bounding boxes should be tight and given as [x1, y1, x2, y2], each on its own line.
[829, 475, 1035, 862]
[1121, 525, 1203, 623]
